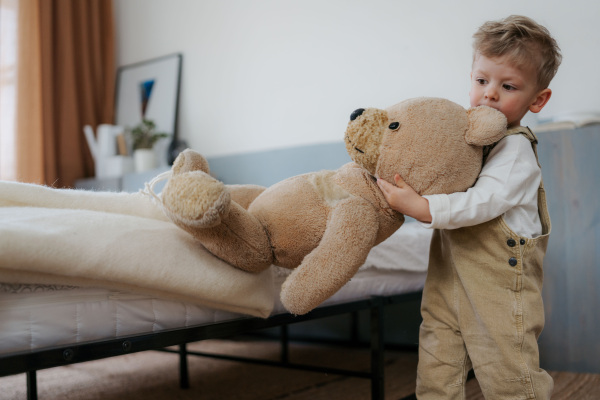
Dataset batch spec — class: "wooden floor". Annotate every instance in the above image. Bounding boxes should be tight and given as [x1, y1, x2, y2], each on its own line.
[1, 338, 599, 399]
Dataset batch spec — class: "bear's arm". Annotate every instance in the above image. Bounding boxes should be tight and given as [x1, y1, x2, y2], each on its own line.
[279, 196, 379, 315]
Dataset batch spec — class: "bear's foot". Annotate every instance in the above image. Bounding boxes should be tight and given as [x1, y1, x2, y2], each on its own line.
[162, 170, 230, 228]
[172, 149, 210, 175]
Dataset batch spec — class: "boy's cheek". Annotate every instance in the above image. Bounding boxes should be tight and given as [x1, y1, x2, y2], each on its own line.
[468, 88, 480, 107]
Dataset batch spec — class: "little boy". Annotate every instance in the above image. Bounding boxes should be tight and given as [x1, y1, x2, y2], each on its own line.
[377, 15, 561, 399]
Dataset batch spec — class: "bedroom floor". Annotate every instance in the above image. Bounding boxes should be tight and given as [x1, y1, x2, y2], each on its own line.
[1, 338, 599, 399]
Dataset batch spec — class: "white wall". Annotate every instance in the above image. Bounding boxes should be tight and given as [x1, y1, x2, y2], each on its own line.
[114, 0, 600, 157]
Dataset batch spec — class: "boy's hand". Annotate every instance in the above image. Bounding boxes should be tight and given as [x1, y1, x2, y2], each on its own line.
[377, 174, 432, 223]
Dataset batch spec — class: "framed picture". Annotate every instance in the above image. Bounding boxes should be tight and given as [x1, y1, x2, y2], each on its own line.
[115, 53, 182, 166]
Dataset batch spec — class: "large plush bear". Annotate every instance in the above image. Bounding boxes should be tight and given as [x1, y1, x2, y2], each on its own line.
[158, 97, 507, 315]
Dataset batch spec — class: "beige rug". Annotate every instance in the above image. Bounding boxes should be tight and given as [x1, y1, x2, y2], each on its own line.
[1, 339, 599, 399]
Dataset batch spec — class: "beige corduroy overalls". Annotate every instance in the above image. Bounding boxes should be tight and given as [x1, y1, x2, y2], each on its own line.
[416, 127, 553, 399]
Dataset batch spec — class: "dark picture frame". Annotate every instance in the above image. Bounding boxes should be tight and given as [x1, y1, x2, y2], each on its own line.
[115, 53, 182, 166]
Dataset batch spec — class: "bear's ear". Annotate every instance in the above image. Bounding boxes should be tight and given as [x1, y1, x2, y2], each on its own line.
[465, 105, 507, 146]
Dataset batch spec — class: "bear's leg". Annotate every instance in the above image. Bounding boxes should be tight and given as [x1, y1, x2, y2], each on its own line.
[172, 149, 210, 175]
[162, 170, 230, 229]
[228, 185, 266, 210]
[184, 200, 273, 272]
[171, 149, 266, 210]
[162, 171, 272, 272]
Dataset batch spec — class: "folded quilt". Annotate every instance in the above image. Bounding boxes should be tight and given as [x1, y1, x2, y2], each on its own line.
[0, 181, 274, 318]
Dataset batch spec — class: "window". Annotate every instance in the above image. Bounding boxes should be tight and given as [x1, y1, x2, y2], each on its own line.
[0, 0, 17, 180]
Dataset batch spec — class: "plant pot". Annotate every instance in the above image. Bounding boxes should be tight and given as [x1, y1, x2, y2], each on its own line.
[134, 148, 157, 172]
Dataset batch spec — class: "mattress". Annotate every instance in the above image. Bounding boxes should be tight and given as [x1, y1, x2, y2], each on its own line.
[0, 222, 432, 355]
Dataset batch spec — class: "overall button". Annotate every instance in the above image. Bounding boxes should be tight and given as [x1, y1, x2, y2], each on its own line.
[508, 257, 518, 267]
[520, 239, 526, 245]
[507, 238, 516, 247]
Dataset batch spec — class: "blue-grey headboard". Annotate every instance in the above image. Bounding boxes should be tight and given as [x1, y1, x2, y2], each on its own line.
[206, 141, 352, 186]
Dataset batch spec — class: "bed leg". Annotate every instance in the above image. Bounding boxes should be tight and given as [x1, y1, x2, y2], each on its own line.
[27, 370, 38, 400]
[370, 301, 385, 400]
[280, 325, 289, 363]
[350, 310, 360, 345]
[179, 344, 190, 389]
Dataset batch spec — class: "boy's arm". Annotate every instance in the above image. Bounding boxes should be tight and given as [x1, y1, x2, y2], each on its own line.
[377, 135, 541, 230]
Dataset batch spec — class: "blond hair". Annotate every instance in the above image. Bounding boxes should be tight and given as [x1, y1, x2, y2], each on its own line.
[473, 15, 562, 89]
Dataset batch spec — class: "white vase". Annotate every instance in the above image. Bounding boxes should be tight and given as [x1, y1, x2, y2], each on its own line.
[134, 149, 157, 172]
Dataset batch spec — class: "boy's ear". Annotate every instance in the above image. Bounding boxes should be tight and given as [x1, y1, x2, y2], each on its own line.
[529, 88, 552, 113]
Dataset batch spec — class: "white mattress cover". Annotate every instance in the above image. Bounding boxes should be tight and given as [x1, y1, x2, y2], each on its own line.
[0, 223, 432, 355]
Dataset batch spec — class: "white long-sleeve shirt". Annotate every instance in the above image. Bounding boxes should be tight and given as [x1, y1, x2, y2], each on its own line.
[421, 133, 543, 238]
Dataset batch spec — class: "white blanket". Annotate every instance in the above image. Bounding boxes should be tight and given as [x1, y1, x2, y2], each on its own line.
[361, 221, 432, 272]
[0, 181, 274, 317]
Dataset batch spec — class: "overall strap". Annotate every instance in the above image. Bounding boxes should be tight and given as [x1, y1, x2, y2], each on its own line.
[508, 126, 539, 162]
[483, 126, 544, 186]
[509, 126, 545, 188]
[507, 127, 551, 235]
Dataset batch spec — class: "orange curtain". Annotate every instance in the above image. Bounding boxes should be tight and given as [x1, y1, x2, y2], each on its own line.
[13, 0, 115, 187]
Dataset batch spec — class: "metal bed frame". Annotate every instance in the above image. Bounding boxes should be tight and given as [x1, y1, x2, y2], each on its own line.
[0, 291, 422, 400]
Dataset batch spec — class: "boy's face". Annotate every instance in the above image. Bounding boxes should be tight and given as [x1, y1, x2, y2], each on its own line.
[469, 54, 551, 128]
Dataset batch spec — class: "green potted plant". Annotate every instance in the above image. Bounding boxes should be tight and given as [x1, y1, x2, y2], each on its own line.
[130, 119, 168, 150]
[129, 119, 168, 172]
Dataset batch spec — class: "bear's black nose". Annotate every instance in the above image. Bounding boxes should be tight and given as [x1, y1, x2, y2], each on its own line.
[350, 108, 365, 121]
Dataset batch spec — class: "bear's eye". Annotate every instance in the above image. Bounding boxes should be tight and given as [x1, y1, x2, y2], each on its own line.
[389, 122, 400, 131]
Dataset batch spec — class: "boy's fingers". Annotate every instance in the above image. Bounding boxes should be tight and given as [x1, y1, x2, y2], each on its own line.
[394, 174, 405, 187]
[376, 178, 388, 191]
[376, 179, 393, 196]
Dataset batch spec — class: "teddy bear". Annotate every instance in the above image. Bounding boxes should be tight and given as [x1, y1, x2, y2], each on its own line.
[158, 97, 507, 315]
